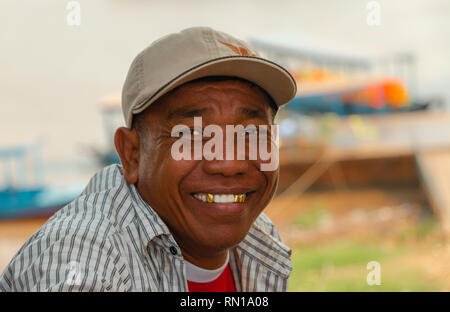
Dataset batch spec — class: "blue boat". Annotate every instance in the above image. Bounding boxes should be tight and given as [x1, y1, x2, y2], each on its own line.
[0, 144, 83, 220]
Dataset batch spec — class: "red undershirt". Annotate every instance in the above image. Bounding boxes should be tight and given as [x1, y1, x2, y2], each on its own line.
[187, 264, 236, 292]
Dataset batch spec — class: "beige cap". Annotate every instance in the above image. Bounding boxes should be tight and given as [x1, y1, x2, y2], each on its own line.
[121, 26, 297, 128]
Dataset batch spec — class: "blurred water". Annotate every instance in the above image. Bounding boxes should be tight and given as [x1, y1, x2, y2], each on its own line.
[0, 0, 449, 184]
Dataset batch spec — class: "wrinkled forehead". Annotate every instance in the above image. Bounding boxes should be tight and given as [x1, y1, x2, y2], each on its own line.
[162, 78, 274, 114]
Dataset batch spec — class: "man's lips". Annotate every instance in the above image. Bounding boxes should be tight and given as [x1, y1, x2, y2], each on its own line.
[185, 188, 257, 217]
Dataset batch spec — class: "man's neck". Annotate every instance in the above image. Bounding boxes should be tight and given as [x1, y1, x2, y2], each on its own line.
[180, 247, 230, 270]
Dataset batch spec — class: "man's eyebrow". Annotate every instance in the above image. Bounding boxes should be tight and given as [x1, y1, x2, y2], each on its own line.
[168, 107, 213, 120]
[239, 107, 268, 120]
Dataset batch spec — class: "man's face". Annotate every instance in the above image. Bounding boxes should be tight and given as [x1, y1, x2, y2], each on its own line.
[136, 79, 278, 263]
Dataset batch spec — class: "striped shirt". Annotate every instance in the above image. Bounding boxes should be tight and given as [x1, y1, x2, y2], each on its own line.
[0, 164, 292, 292]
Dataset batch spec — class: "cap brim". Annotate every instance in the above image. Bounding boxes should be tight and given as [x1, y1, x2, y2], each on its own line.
[130, 56, 297, 126]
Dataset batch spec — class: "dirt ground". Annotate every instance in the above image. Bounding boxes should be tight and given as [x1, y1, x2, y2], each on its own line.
[265, 186, 428, 228]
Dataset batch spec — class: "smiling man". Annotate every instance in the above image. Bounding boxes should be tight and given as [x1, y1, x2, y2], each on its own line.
[0, 27, 297, 292]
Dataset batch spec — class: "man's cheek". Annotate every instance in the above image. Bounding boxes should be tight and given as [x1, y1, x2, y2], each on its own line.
[262, 170, 278, 199]
[164, 158, 198, 194]
[269, 169, 279, 187]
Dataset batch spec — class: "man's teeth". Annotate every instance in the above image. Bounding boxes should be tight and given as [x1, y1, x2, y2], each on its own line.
[193, 193, 246, 203]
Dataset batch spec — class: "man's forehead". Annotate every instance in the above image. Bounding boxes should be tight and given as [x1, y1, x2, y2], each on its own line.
[179, 78, 257, 92]
[164, 79, 272, 111]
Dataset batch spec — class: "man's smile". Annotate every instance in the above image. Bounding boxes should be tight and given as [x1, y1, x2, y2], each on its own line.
[192, 193, 247, 203]
[184, 188, 258, 218]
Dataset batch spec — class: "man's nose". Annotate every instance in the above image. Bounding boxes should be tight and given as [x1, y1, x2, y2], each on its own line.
[201, 127, 251, 176]
[202, 158, 249, 176]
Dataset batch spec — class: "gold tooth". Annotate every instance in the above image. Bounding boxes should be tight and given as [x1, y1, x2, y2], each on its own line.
[207, 193, 214, 203]
[234, 194, 246, 203]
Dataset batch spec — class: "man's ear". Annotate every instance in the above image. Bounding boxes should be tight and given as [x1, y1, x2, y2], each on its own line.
[114, 127, 140, 184]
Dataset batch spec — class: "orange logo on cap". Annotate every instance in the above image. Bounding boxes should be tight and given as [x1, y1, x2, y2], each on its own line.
[218, 40, 257, 57]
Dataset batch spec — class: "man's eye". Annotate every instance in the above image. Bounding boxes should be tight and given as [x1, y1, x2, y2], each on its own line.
[178, 128, 201, 136]
[239, 128, 258, 136]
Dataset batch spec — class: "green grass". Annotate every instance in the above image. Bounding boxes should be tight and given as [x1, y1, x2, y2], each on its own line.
[293, 269, 435, 292]
[290, 240, 394, 273]
[395, 216, 439, 243]
[288, 239, 441, 292]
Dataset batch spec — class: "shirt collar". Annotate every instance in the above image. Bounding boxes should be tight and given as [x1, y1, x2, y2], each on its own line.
[128, 180, 172, 240]
[239, 222, 292, 279]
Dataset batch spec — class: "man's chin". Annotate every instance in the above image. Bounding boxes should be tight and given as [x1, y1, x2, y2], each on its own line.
[195, 225, 250, 252]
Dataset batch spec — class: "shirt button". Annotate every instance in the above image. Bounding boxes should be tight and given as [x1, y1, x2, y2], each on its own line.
[169, 246, 178, 255]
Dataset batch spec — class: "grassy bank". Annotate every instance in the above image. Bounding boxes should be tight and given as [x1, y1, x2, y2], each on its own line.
[288, 239, 442, 291]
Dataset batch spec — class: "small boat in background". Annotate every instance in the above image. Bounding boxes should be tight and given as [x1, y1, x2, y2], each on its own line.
[0, 144, 84, 220]
[250, 38, 444, 116]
